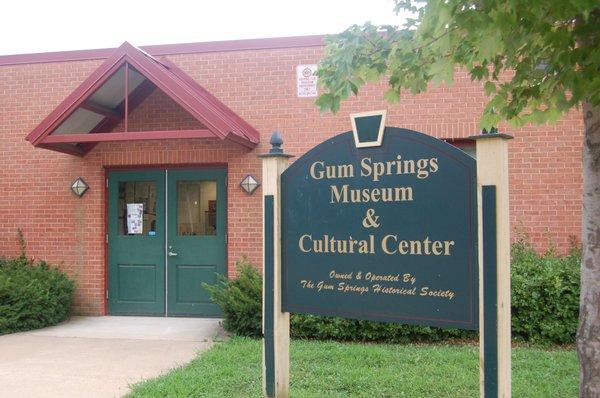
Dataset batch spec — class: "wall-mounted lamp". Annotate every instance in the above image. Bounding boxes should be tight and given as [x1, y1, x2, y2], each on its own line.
[240, 175, 260, 194]
[71, 177, 89, 197]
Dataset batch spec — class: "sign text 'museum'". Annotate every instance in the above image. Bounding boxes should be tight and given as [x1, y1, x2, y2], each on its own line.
[281, 127, 478, 329]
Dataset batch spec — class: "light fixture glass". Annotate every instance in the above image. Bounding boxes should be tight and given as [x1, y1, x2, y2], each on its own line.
[240, 175, 260, 194]
[71, 177, 89, 197]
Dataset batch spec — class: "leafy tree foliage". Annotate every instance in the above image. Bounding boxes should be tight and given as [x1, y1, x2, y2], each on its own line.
[315, 2, 599, 396]
[316, 0, 599, 129]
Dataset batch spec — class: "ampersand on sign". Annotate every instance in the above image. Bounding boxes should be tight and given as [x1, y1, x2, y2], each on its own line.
[362, 208, 380, 229]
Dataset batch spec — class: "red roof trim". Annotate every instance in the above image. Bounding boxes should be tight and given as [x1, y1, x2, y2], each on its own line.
[26, 48, 129, 145]
[36, 143, 86, 156]
[43, 129, 214, 143]
[0, 35, 325, 66]
[26, 42, 260, 153]
[160, 58, 259, 144]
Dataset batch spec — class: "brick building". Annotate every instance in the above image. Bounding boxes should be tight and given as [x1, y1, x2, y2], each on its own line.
[0, 36, 583, 315]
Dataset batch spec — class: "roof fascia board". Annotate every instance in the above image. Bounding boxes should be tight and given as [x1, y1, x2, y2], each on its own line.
[37, 143, 86, 156]
[161, 58, 259, 143]
[29, 41, 260, 152]
[42, 129, 214, 143]
[225, 132, 259, 149]
[26, 47, 130, 145]
[122, 47, 231, 139]
[0, 35, 325, 66]
[29, 40, 225, 146]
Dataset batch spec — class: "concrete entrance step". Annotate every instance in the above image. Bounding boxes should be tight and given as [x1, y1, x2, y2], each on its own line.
[0, 316, 228, 397]
[27, 315, 226, 342]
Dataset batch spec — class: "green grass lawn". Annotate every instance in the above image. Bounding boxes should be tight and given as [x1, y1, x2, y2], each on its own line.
[128, 337, 577, 397]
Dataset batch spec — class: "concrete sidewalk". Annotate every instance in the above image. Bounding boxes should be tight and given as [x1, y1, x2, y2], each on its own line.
[0, 316, 225, 398]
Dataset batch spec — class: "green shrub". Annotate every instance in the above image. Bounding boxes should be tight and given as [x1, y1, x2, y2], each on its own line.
[511, 238, 580, 344]
[0, 229, 75, 335]
[205, 257, 473, 342]
[291, 314, 473, 343]
[0, 258, 75, 335]
[207, 241, 580, 345]
[203, 257, 262, 337]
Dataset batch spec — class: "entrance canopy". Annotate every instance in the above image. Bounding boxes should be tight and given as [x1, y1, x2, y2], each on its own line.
[26, 42, 259, 156]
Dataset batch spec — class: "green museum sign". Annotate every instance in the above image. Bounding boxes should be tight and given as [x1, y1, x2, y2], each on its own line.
[264, 111, 511, 397]
[281, 111, 479, 329]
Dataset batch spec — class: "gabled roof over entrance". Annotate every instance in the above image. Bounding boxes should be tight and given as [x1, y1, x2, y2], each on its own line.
[26, 42, 259, 156]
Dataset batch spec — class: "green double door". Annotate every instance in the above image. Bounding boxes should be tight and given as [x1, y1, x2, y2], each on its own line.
[108, 168, 226, 316]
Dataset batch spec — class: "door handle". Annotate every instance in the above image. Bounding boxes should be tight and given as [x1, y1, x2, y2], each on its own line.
[168, 251, 178, 257]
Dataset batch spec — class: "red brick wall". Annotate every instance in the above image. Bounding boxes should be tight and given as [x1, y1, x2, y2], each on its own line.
[111, 89, 207, 132]
[0, 45, 583, 315]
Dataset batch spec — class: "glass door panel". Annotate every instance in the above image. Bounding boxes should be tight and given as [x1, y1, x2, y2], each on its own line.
[177, 181, 217, 236]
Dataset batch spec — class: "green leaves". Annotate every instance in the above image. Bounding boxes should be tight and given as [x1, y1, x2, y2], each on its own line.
[470, 65, 489, 81]
[203, 257, 262, 337]
[198, 239, 579, 346]
[478, 30, 504, 60]
[429, 58, 454, 86]
[511, 238, 580, 345]
[484, 81, 497, 96]
[315, 0, 600, 125]
[314, 94, 331, 113]
[384, 89, 401, 103]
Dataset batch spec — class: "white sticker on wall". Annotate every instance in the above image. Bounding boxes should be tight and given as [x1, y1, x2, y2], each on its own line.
[296, 64, 318, 98]
[127, 203, 143, 234]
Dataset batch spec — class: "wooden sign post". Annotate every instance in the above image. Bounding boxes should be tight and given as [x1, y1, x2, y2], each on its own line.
[260, 132, 292, 398]
[473, 133, 513, 398]
[261, 116, 512, 398]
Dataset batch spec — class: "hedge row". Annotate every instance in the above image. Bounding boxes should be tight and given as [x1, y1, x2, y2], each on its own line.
[206, 240, 580, 345]
[0, 237, 75, 335]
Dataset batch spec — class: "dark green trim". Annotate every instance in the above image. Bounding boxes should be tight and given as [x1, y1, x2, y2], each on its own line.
[483, 185, 498, 398]
[354, 114, 383, 143]
[258, 153, 294, 159]
[469, 133, 513, 140]
[264, 195, 275, 397]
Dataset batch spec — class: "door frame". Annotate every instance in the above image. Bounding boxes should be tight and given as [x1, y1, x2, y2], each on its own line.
[103, 163, 228, 315]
